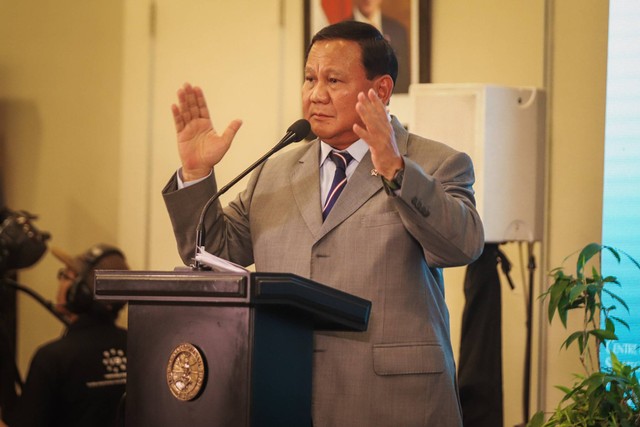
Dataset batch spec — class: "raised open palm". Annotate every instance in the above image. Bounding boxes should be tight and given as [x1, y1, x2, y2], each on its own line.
[171, 83, 242, 181]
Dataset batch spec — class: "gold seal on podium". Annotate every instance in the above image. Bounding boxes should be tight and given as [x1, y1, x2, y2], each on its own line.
[166, 343, 206, 401]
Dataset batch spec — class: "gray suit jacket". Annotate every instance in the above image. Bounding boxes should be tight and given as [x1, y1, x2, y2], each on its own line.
[163, 117, 484, 426]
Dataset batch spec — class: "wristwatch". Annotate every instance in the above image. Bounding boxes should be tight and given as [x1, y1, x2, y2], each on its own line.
[381, 168, 404, 194]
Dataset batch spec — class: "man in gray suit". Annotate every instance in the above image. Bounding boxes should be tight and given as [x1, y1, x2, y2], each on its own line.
[163, 21, 484, 427]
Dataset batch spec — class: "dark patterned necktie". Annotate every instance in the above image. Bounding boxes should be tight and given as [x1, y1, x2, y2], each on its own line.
[322, 151, 353, 220]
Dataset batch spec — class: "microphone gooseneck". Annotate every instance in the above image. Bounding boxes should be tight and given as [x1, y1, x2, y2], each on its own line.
[193, 119, 311, 270]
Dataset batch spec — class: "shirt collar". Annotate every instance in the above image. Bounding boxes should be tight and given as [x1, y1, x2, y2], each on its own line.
[320, 138, 370, 166]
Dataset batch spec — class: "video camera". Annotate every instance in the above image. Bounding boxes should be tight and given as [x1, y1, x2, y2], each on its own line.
[0, 208, 50, 273]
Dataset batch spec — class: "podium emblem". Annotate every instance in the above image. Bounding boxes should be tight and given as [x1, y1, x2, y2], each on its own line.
[166, 343, 206, 401]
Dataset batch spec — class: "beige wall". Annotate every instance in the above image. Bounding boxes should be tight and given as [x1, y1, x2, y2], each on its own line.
[430, 1, 547, 424]
[1, 0, 609, 425]
[0, 0, 126, 376]
[431, 0, 609, 422]
[544, 0, 609, 412]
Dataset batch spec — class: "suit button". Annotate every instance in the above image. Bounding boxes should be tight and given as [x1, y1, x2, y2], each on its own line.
[411, 197, 430, 217]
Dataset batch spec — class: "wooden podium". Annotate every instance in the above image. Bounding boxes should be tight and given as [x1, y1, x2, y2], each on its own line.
[95, 269, 371, 427]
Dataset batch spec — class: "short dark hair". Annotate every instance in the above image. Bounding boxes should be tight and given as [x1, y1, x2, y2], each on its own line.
[306, 20, 398, 86]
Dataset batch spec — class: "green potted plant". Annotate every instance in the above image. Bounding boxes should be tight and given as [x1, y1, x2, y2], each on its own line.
[528, 242, 640, 427]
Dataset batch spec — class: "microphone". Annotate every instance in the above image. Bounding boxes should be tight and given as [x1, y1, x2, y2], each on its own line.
[193, 119, 311, 270]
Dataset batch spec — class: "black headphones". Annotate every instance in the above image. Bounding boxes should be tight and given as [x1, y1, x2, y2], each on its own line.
[66, 244, 125, 314]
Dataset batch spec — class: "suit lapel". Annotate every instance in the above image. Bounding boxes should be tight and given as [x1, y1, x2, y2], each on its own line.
[319, 153, 381, 235]
[295, 117, 410, 240]
[291, 142, 324, 239]
[319, 117, 410, 236]
[391, 116, 409, 156]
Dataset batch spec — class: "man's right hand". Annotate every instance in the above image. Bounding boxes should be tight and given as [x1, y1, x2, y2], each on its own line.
[171, 82, 243, 182]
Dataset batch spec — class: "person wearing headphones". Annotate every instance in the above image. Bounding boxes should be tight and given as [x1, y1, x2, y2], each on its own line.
[12, 244, 129, 427]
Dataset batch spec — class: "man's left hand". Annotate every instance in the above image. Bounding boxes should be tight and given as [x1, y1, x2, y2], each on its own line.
[353, 89, 404, 179]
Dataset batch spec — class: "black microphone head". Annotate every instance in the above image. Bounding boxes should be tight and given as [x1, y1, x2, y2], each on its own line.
[287, 119, 311, 142]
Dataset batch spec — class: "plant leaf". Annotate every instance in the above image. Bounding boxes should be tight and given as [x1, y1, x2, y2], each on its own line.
[527, 411, 545, 427]
[605, 317, 615, 333]
[568, 283, 587, 304]
[602, 287, 630, 312]
[618, 246, 640, 271]
[577, 243, 603, 278]
[602, 244, 621, 264]
[609, 315, 630, 330]
[562, 331, 584, 351]
[548, 276, 570, 324]
[590, 328, 618, 343]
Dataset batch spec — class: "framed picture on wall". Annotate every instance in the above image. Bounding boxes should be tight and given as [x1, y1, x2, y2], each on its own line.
[303, 0, 431, 94]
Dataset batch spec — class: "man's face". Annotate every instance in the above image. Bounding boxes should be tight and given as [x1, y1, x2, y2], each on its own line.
[55, 267, 79, 323]
[56, 267, 76, 307]
[302, 39, 375, 149]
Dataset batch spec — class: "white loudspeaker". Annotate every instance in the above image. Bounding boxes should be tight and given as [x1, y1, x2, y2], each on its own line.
[408, 84, 545, 243]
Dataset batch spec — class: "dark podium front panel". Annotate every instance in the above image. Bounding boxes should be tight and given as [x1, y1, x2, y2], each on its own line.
[95, 270, 371, 427]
